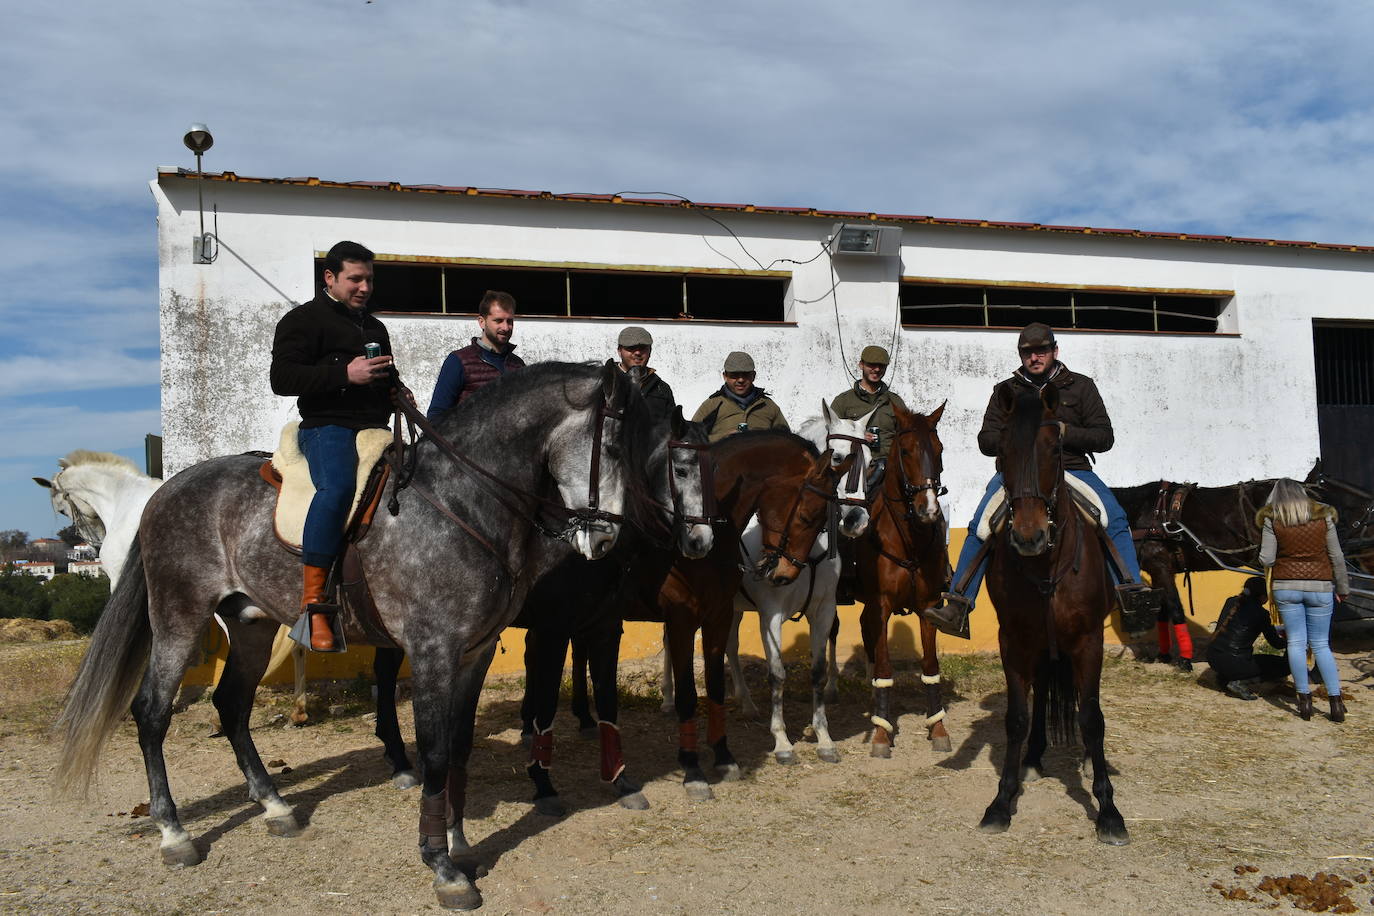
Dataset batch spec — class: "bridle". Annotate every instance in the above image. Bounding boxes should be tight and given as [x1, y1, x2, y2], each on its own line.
[825, 431, 871, 510]
[885, 424, 947, 519]
[50, 474, 105, 548]
[666, 437, 717, 528]
[758, 466, 841, 573]
[1004, 419, 1064, 551]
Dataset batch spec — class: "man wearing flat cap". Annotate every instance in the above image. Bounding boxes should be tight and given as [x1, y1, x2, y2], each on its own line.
[829, 345, 908, 459]
[616, 326, 676, 425]
[926, 322, 1151, 638]
[691, 350, 789, 442]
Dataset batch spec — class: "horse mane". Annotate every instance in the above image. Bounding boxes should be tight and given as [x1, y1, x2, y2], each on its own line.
[1006, 386, 1046, 450]
[712, 428, 820, 459]
[58, 450, 142, 474]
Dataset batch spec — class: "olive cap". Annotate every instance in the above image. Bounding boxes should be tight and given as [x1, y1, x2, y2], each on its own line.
[617, 326, 653, 348]
[722, 351, 756, 373]
[859, 345, 890, 365]
[1017, 322, 1057, 350]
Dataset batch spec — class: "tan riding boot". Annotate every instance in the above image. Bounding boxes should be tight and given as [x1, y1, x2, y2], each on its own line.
[301, 564, 336, 652]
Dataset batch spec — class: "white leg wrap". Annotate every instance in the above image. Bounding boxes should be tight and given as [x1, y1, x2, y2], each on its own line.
[870, 714, 894, 732]
[920, 674, 941, 685]
[924, 709, 946, 726]
[871, 677, 894, 688]
[595, 719, 619, 732]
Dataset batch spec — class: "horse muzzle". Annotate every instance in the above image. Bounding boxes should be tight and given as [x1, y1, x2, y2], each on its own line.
[839, 506, 870, 538]
[678, 523, 714, 560]
[572, 523, 620, 561]
[1009, 523, 1050, 557]
[762, 554, 802, 585]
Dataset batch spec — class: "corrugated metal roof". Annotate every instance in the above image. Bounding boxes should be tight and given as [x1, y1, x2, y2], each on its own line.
[156, 168, 1374, 254]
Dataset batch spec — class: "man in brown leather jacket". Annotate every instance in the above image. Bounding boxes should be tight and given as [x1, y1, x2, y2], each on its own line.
[926, 322, 1148, 638]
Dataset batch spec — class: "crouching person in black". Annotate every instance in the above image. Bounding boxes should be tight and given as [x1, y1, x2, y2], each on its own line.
[1206, 576, 1289, 700]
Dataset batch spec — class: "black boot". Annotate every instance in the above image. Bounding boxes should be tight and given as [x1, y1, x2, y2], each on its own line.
[1329, 694, 1347, 723]
[925, 594, 973, 640]
[1297, 692, 1313, 721]
[1225, 680, 1258, 701]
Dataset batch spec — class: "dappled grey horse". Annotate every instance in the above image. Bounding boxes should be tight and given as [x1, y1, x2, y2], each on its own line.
[54, 361, 653, 910]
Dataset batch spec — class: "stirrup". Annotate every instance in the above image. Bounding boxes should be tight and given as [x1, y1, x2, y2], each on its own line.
[924, 594, 972, 640]
[289, 603, 347, 653]
[1115, 584, 1161, 634]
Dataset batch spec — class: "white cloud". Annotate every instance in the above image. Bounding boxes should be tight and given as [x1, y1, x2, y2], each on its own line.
[1, 405, 161, 462]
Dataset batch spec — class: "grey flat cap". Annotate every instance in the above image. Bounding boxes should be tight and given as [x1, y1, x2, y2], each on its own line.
[722, 351, 755, 373]
[617, 326, 653, 348]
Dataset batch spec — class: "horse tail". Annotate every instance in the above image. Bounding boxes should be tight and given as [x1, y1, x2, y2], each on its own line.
[1043, 652, 1079, 746]
[52, 536, 151, 799]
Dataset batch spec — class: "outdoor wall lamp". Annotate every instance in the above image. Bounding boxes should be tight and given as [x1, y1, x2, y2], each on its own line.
[183, 123, 218, 264]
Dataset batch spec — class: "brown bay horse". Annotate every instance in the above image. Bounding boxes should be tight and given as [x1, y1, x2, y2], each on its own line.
[655, 430, 853, 801]
[853, 401, 952, 757]
[980, 383, 1128, 845]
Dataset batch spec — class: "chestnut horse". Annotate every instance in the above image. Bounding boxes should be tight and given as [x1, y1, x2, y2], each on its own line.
[854, 401, 952, 757]
[979, 382, 1128, 845]
[657, 430, 853, 800]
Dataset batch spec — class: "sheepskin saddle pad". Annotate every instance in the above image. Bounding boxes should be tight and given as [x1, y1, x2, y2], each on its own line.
[268, 422, 394, 550]
[976, 475, 1107, 542]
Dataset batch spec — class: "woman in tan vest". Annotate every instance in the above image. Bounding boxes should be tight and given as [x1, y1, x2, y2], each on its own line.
[1257, 478, 1350, 722]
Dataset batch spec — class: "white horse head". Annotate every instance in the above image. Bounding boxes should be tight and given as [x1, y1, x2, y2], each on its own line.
[802, 401, 877, 537]
[34, 450, 161, 587]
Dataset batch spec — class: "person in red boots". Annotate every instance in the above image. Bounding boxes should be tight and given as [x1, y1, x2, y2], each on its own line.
[270, 241, 397, 651]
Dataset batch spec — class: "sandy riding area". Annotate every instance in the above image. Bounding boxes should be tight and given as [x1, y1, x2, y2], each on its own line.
[1, 632, 1372, 915]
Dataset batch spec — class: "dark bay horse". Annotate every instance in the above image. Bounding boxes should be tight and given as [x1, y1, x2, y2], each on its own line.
[54, 362, 654, 910]
[854, 401, 952, 757]
[980, 383, 1128, 845]
[658, 430, 854, 800]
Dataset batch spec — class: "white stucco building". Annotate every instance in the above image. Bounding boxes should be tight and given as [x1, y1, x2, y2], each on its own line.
[153, 168, 1374, 526]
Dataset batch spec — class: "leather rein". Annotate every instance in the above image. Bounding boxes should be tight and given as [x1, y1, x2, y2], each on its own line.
[868, 424, 947, 602]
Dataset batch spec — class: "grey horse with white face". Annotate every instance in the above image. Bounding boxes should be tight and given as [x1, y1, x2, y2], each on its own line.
[54, 361, 653, 910]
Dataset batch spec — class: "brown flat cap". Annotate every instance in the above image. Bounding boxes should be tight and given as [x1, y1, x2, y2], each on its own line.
[859, 345, 890, 365]
[1017, 322, 1057, 350]
[617, 326, 653, 348]
[722, 351, 755, 373]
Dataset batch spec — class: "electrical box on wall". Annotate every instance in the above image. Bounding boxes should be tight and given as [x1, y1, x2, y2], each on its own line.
[829, 223, 901, 257]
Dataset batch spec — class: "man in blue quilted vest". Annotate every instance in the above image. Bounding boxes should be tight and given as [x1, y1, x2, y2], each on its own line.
[426, 290, 526, 419]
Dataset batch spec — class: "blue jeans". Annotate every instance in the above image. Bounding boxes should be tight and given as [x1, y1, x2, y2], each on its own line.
[1274, 589, 1340, 696]
[950, 470, 1141, 609]
[299, 424, 358, 569]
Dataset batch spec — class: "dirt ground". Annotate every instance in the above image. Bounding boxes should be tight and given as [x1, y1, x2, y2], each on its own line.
[2, 628, 1373, 916]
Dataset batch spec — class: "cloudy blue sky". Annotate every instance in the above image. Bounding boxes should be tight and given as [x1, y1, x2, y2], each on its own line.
[4, 0, 1373, 539]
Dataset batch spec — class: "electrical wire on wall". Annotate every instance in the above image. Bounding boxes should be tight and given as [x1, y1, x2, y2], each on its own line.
[611, 191, 897, 388]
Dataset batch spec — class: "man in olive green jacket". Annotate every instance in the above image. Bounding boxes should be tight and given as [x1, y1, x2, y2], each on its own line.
[691, 351, 789, 442]
[829, 345, 907, 458]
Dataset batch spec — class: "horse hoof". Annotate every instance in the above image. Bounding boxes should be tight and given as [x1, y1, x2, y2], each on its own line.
[716, 763, 742, 782]
[930, 734, 952, 753]
[1021, 766, 1043, 783]
[617, 792, 650, 811]
[533, 795, 566, 817]
[160, 840, 203, 868]
[816, 747, 841, 764]
[1097, 819, 1130, 846]
[685, 780, 713, 802]
[774, 751, 797, 766]
[870, 743, 892, 759]
[264, 814, 301, 837]
[434, 878, 483, 911]
[978, 814, 1011, 834]
[392, 770, 421, 790]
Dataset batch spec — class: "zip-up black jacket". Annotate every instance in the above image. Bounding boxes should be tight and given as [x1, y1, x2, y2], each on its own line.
[270, 291, 394, 429]
[1208, 594, 1286, 656]
[977, 362, 1113, 471]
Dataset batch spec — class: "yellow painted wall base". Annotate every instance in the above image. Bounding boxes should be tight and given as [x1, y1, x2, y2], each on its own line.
[184, 529, 1249, 686]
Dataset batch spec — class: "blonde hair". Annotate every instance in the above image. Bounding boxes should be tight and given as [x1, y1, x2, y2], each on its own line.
[1266, 478, 1314, 527]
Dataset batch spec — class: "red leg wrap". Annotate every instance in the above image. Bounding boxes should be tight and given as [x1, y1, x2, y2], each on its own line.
[598, 721, 625, 782]
[529, 730, 554, 769]
[1173, 622, 1193, 659]
[1156, 620, 1171, 654]
[707, 700, 726, 745]
[678, 718, 698, 752]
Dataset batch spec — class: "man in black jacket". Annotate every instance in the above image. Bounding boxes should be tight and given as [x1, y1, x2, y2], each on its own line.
[269, 240, 395, 651]
[926, 322, 1148, 638]
[615, 326, 676, 425]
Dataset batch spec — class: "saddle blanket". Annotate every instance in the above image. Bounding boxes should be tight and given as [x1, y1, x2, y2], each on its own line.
[976, 476, 1107, 541]
[270, 422, 393, 549]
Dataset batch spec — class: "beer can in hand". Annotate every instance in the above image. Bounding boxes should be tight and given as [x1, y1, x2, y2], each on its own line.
[364, 342, 382, 359]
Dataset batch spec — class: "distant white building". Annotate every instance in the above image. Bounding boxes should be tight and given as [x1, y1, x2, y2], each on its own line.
[67, 560, 106, 579]
[12, 561, 55, 581]
[153, 168, 1374, 523]
[67, 544, 98, 561]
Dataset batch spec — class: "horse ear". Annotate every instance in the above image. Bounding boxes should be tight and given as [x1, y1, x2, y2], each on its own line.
[927, 399, 947, 427]
[995, 383, 1015, 414]
[33, 477, 52, 490]
[811, 447, 837, 477]
[670, 404, 686, 438]
[1041, 382, 1061, 413]
[702, 403, 722, 432]
[600, 359, 623, 405]
[821, 399, 836, 426]
[857, 403, 880, 429]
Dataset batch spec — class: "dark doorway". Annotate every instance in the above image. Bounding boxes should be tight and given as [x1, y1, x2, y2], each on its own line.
[1312, 321, 1374, 494]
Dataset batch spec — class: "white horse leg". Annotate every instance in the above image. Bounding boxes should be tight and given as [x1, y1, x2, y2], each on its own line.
[660, 623, 675, 714]
[757, 606, 794, 764]
[808, 599, 841, 763]
[727, 608, 760, 718]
